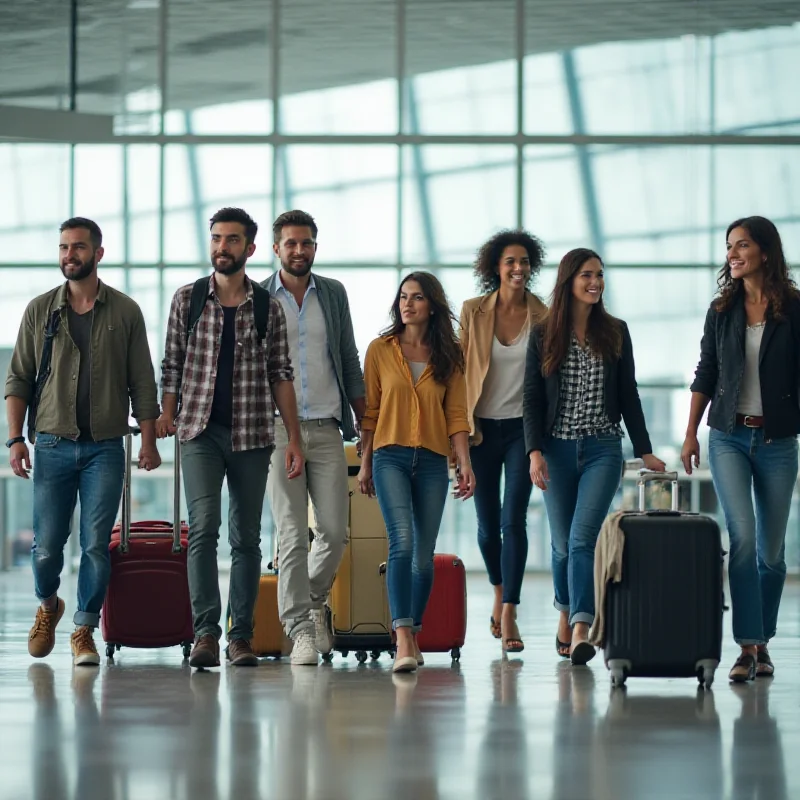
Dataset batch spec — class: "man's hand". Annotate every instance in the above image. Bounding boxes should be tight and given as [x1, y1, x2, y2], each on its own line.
[284, 439, 304, 479]
[155, 413, 176, 439]
[9, 441, 31, 479]
[138, 444, 162, 471]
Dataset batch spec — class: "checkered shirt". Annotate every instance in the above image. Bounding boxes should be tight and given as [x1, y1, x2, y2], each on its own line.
[161, 276, 293, 452]
[551, 334, 623, 440]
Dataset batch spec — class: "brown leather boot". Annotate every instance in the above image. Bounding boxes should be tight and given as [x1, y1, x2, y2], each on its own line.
[188, 635, 220, 668]
[227, 638, 259, 666]
[28, 598, 65, 658]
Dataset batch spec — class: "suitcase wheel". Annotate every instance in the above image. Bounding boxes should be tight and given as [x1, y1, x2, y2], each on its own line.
[355, 650, 368, 664]
[106, 644, 117, 659]
[608, 659, 630, 689]
[370, 651, 381, 661]
[322, 652, 334, 663]
[696, 659, 718, 690]
[450, 647, 461, 662]
[182, 642, 192, 660]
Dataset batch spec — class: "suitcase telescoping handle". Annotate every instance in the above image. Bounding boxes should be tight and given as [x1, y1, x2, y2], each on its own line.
[120, 426, 182, 554]
[624, 459, 680, 512]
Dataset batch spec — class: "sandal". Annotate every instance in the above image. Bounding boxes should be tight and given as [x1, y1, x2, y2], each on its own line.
[501, 619, 524, 653]
[756, 648, 774, 678]
[570, 641, 596, 666]
[728, 653, 756, 683]
[556, 636, 571, 659]
[489, 617, 502, 639]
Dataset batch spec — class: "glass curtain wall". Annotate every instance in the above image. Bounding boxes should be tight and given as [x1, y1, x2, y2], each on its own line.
[0, 0, 799, 569]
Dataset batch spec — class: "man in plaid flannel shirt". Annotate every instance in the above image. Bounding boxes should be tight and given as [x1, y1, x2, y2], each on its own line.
[157, 207, 303, 669]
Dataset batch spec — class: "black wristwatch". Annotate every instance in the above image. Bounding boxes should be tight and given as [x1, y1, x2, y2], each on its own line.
[6, 436, 25, 448]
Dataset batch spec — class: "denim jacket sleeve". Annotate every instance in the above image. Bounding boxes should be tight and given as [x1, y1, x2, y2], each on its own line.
[523, 327, 547, 455]
[690, 305, 718, 398]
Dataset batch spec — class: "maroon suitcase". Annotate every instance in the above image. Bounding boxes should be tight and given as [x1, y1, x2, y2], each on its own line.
[100, 429, 194, 660]
[417, 553, 467, 661]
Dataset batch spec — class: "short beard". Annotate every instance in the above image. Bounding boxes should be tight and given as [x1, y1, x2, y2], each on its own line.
[60, 255, 96, 282]
[213, 253, 247, 276]
[280, 255, 313, 278]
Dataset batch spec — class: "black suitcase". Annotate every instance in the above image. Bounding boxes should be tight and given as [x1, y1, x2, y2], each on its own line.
[604, 468, 725, 690]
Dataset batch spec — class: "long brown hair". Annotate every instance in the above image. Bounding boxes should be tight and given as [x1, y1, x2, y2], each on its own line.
[381, 271, 464, 384]
[715, 216, 799, 317]
[540, 248, 622, 377]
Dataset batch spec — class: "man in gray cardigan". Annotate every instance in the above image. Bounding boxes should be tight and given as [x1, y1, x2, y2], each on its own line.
[263, 210, 365, 665]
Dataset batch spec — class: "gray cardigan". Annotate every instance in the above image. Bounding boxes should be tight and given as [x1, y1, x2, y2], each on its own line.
[262, 271, 365, 440]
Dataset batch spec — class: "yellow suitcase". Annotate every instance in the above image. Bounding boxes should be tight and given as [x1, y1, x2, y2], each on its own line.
[228, 573, 292, 658]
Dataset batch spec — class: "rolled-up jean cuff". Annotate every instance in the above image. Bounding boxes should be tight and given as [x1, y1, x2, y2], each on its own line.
[74, 610, 100, 628]
[569, 612, 593, 627]
[393, 618, 414, 630]
[412, 624, 422, 634]
[553, 599, 570, 614]
[734, 637, 767, 646]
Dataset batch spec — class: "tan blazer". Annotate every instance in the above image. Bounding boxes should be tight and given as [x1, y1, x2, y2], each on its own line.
[459, 290, 547, 446]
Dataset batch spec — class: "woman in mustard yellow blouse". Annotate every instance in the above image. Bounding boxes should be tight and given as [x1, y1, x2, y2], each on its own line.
[358, 272, 475, 673]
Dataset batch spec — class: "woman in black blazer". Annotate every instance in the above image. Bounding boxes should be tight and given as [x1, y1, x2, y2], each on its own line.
[681, 216, 800, 683]
[523, 248, 665, 665]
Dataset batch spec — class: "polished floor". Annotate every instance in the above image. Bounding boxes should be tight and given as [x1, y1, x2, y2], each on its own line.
[0, 570, 797, 800]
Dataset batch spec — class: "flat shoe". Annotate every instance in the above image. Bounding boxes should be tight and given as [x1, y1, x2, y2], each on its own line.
[756, 648, 774, 678]
[392, 656, 418, 674]
[556, 636, 571, 659]
[728, 653, 756, 683]
[489, 617, 502, 639]
[570, 641, 596, 666]
[503, 637, 524, 654]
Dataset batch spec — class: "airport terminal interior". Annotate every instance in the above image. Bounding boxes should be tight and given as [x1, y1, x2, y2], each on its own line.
[1, 0, 800, 798]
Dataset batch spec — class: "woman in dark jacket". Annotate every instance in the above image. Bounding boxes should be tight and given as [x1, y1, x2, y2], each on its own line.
[681, 216, 800, 683]
[523, 248, 665, 665]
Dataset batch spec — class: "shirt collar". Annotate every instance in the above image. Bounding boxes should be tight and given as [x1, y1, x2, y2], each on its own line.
[277, 272, 316, 295]
[56, 279, 108, 308]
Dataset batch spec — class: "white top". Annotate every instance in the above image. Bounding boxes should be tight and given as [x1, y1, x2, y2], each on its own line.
[408, 360, 427, 384]
[474, 324, 530, 420]
[737, 322, 764, 416]
[275, 274, 342, 421]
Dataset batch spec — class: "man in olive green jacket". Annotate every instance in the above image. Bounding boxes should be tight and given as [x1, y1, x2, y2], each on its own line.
[4, 217, 161, 667]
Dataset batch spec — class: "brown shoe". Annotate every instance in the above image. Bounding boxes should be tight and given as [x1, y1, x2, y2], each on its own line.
[227, 638, 259, 666]
[70, 626, 100, 667]
[189, 635, 220, 668]
[28, 598, 65, 658]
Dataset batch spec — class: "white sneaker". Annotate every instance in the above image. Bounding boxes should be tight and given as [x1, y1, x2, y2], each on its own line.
[290, 630, 318, 666]
[312, 607, 333, 655]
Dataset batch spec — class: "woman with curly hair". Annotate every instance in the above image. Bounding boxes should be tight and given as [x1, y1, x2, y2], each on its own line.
[460, 230, 547, 653]
[681, 216, 800, 683]
[524, 248, 665, 664]
[358, 272, 475, 673]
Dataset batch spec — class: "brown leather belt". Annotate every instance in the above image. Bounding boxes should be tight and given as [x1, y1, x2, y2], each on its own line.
[737, 414, 764, 428]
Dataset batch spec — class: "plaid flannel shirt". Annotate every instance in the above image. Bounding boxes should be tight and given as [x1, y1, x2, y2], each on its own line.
[551, 333, 623, 441]
[161, 276, 293, 452]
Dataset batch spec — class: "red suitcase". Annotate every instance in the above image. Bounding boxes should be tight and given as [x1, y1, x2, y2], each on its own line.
[417, 553, 467, 661]
[100, 429, 194, 660]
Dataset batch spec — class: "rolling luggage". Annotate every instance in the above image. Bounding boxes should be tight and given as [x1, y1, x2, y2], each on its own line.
[417, 553, 467, 661]
[101, 428, 194, 660]
[315, 443, 394, 663]
[603, 468, 724, 689]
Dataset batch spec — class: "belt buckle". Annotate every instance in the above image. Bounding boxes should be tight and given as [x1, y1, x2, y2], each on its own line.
[743, 415, 757, 428]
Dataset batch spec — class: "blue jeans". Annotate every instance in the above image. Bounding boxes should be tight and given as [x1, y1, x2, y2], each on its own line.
[708, 425, 798, 645]
[541, 434, 623, 626]
[31, 434, 126, 628]
[471, 418, 532, 605]
[372, 446, 449, 630]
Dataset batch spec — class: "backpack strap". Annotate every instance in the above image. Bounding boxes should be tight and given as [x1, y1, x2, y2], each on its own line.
[28, 306, 63, 443]
[251, 281, 271, 342]
[186, 276, 212, 344]
[186, 276, 270, 344]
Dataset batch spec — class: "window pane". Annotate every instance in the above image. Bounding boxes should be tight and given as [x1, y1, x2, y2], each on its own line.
[167, 0, 272, 134]
[0, 145, 71, 264]
[523, 53, 572, 135]
[405, 0, 516, 134]
[279, 146, 398, 264]
[280, 0, 396, 134]
[77, 0, 162, 134]
[127, 146, 161, 264]
[403, 146, 516, 265]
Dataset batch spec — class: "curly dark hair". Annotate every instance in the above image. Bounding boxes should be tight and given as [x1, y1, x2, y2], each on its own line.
[381, 271, 465, 384]
[473, 229, 546, 293]
[715, 216, 798, 317]
[273, 209, 318, 244]
[540, 248, 622, 377]
[209, 207, 258, 244]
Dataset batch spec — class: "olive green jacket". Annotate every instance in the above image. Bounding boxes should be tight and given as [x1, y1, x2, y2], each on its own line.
[4, 281, 160, 441]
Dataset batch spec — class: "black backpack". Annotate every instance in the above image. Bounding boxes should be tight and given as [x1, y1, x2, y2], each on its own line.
[185, 276, 271, 344]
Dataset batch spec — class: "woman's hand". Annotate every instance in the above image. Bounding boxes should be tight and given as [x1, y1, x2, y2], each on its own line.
[680, 434, 700, 475]
[642, 453, 666, 472]
[454, 464, 476, 501]
[529, 451, 549, 491]
[357, 465, 375, 497]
